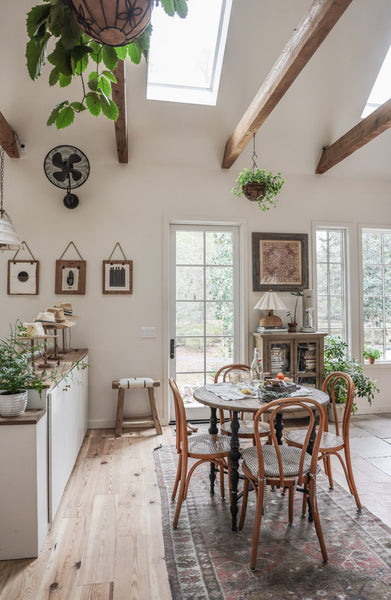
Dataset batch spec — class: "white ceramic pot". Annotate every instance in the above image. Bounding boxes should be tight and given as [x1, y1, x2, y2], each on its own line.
[327, 402, 345, 423]
[0, 390, 28, 417]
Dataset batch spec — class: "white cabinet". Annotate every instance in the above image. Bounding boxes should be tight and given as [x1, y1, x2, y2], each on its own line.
[48, 356, 88, 523]
[0, 411, 48, 560]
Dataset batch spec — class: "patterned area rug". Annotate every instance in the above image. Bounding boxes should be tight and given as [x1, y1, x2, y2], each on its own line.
[154, 445, 391, 600]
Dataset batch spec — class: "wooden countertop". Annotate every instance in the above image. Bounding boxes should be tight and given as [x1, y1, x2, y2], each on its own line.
[37, 348, 88, 388]
[0, 409, 46, 426]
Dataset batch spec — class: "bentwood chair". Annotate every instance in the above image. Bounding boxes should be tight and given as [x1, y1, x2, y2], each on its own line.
[285, 372, 361, 511]
[215, 364, 271, 444]
[169, 378, 231, 528]
[239, 397, 328, 570]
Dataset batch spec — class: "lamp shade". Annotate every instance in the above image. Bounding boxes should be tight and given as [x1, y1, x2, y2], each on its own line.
[254, 291, 287, 311]
[0, 211, 21, 250]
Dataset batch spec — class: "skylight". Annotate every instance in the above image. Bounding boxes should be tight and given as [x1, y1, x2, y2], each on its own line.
[362, 44, 391, 118]
[147, 0, 232, 106]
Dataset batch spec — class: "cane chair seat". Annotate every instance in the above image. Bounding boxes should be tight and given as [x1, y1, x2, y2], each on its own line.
[186, 433, 231, 456]
[242, 444, 312, 479]
[220, 418, 270, 437]
[287, 429, 344, 452]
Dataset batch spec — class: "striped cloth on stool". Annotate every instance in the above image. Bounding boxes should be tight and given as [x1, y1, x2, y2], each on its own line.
[118, 377, 154, 389]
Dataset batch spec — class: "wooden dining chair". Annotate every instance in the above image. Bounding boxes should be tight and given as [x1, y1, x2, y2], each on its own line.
[215, 364, 271, 443]
[169, 378, 231, 528]
[239, 397, 328, 570]
[285, 371, 361, 511]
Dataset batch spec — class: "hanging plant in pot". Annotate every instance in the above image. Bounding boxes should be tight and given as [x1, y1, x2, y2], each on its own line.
[0, 323, 45, 417]
[232, 132, 285, 211]
[25, 0, 188, 129]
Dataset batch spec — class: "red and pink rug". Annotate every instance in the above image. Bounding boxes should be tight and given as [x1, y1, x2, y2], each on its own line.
[154, 445, 391, 600]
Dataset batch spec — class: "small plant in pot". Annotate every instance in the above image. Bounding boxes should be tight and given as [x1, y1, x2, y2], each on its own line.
[324, 336, 379, 419]
[286, 291, 304, 333]
[0, 323, 45, 417]
[232, 167, 285, 211]
[363, 346, 381, 364]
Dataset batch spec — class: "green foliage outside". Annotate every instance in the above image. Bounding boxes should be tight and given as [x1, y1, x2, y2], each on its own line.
[324, 336, 379, 412]
[232, 167, 285, 211]
[25, 0, 188, 128]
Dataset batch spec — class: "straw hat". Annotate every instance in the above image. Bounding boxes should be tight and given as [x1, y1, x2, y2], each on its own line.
[55, 301, 79, 319]
[34, 311, 56, 323]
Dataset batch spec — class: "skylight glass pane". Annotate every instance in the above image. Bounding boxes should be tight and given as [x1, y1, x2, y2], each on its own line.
[147, 0, 232, 105]
[362, 45, 391, 118]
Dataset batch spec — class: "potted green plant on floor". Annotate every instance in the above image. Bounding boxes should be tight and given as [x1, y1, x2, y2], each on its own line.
[324, 336, 379, 421]
[363, 346, 381, 364]
[0, 323, 45, 417]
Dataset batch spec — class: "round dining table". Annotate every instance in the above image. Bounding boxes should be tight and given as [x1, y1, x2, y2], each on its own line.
[193, 384, 329, 531]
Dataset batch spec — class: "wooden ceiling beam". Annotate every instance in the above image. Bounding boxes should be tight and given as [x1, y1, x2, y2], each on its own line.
[222, 0, 353, 169]
[0, 112, 20, 158]
[112, 61, 128, 164]
[316, 98, 391, 174]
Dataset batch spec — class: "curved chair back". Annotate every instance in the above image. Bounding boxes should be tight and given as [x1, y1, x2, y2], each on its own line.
[214, 363, 250, 383]
[169, 378, 189, 456]
[322, 372, 355, 438]
[253, 397, 325, 489]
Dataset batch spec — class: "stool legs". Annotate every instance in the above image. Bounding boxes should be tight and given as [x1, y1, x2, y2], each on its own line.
[114, 384, 162, 436]
[115, 388, 125, 437]
[148, 387, 162, 435]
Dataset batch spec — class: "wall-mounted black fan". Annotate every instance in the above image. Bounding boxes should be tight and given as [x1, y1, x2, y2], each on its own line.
[43, 145, 90, 209]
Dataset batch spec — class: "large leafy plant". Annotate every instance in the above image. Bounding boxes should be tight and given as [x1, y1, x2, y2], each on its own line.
[26, 0, 188, 128]
[232, 167, 285, 212]
[324, 336, 379, 411]
[0, 323, 45, 395]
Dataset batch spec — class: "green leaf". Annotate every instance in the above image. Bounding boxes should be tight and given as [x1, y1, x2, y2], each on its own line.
[70, 102, 86, 112]
[161, 0, 175, 16]
[49, 67, 60, 86]
[174, 0, 188, 17]
[89, 40, 103, 63]
[59, 72, 72, 87]
[25, 33, 51, 80]
[47, 106, 60, 127]
[98, 76, 111, 98]
[85, 92, 102, 116]
[26, 4, 51, 38]
[100, 98, 119, 121]
[102, 46, 118, 70]
[102, 70, 117, 83]
[48, 40, 73, 76]
[87, 78, 98, 92]
[114, 46, 128, 60]
[74, 52, 89, 75]
[55, 106, 75, 129]
[71, 44, 93, 63]
[128, 42, 141, 64]
[59, 8, 83, 50]
[88, 71, 99, 81]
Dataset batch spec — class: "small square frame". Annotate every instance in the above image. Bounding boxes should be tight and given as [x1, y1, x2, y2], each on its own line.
[103, 260, 133, 294]
[55, 260, 86, 294]
[252, 232, 309, 291]
[8, 260, 39, 295]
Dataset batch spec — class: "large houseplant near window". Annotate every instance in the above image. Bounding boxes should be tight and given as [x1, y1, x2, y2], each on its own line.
[0, 324, 45, 417]
[26, 0, 188, 129]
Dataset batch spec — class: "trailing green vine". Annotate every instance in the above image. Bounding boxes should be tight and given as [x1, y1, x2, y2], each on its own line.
[26, 0, 188, 128]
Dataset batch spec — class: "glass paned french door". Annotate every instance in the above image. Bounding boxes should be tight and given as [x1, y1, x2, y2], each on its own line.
[169, 224, 240, 420]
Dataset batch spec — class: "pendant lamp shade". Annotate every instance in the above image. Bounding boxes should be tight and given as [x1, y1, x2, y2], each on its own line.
[254, 290, 287, 327]
[0, 147, 21, 251]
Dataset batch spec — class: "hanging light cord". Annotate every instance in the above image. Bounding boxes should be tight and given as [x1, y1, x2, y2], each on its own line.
[0, 147, 4, 218]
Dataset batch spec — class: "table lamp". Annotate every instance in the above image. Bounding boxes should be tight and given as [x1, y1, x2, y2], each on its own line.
[254, 290, 287, 327]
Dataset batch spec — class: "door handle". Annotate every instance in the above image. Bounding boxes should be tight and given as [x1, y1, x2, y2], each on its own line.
[170, 339, 183, 359]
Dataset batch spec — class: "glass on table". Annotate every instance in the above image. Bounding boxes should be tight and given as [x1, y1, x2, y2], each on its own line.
[228, 370, 241, 388]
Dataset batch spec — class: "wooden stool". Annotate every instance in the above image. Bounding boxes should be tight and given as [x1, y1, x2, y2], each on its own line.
[112, 378, 162, 437]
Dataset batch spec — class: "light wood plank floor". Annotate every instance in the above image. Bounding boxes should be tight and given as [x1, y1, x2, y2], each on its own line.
[1, 413, 391, 599]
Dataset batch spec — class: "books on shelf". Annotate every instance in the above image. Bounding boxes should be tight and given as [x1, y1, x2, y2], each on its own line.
[256, 326, 288, 334]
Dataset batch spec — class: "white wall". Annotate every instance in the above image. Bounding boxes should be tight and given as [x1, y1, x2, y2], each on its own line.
[0, 0, 389, 424]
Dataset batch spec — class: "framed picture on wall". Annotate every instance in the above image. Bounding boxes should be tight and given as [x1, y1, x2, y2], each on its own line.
[7, 260, 39, 295]
[102, 260, 133, 294]
[252, 232, 309, 291]
[55, 260, 86, 294]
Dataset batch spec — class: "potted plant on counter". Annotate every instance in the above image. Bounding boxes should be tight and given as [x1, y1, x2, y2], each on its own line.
[363, 346, 381, 364]
[0, 323, 45, 417]
[324, 336, 379, 421]
[286, 291, 304, 333]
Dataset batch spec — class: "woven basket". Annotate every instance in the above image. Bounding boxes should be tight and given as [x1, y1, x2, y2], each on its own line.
[0, 390, 28, 417]
[242, 183, 266, 201]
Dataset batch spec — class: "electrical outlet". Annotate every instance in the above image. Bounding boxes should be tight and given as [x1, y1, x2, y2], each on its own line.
[141, 327, 156, 338]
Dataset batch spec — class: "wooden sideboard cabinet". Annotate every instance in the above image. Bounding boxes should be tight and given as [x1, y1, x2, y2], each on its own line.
[252, 332, 327, 389]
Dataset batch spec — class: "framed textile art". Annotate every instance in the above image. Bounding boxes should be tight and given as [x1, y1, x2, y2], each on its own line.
[252, 232, 309, 291]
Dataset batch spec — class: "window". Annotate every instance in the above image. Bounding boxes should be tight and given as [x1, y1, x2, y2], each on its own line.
[361, 228, 391, 360]
[315, 228, 348, 341]
[362, 44, 391, 118]
[147, 0, 232, 105]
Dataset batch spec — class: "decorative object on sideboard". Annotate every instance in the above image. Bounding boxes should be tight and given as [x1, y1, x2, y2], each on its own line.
[7, 241, 39, 295]
[44, 145, 90, 209]
[252, 232, 309, 292]
[300, 288, 316, 332]
[0, 322, 45, 417]
[286, 291, 304, 333]
[232, 131, 285, 212]
[0, 147, 21, 250]
[55, 241, 87, 294]
[254, 290, 287, 328]
[103, 242, 133, 294]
